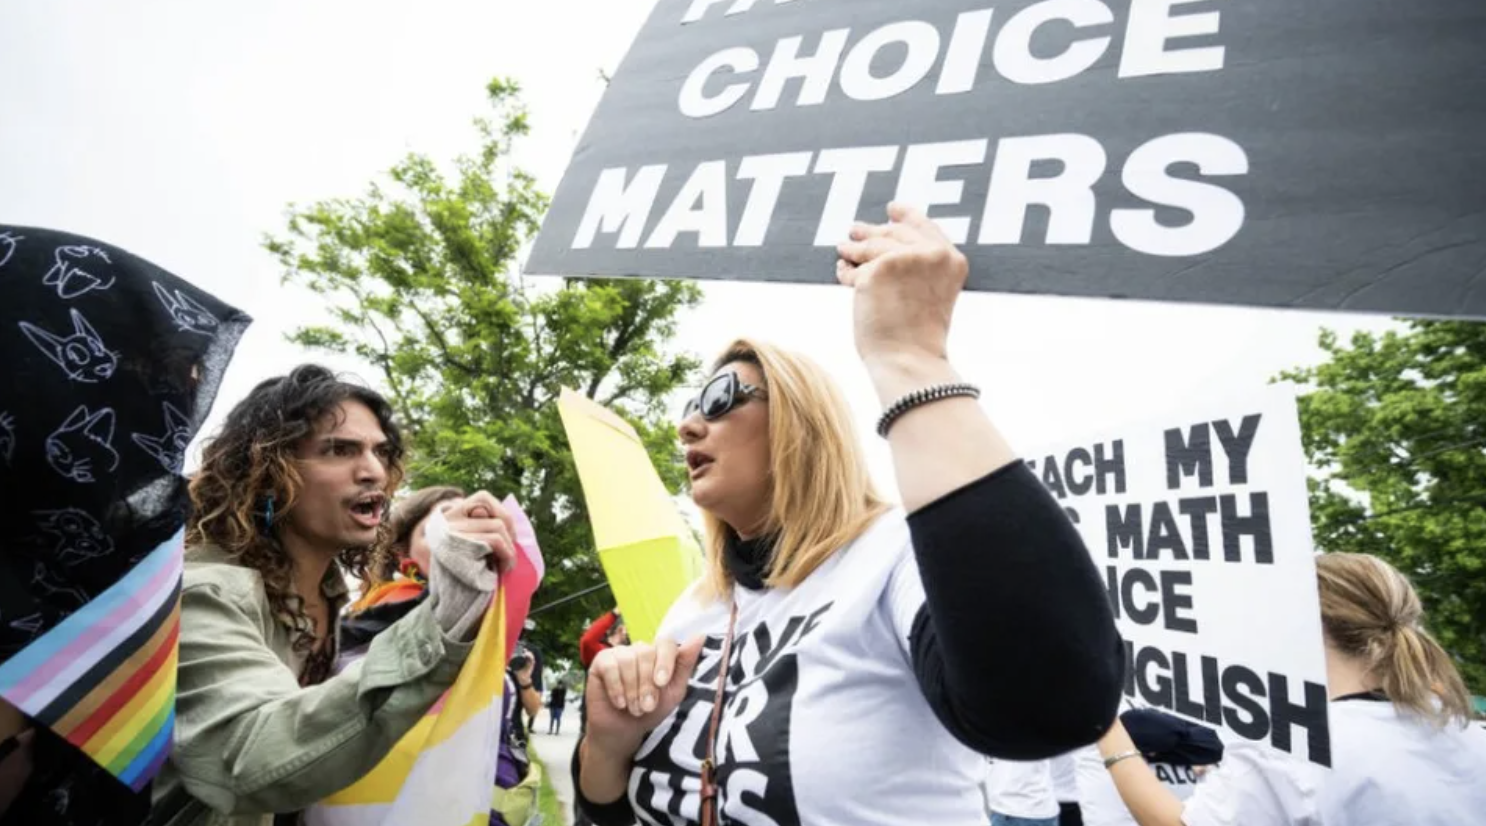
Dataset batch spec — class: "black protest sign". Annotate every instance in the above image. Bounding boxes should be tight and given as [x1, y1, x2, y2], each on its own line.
[1028, 390, 1332, 766]
[527, 0, 1486, 319]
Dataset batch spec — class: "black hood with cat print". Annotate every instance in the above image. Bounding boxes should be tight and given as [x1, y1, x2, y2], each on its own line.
[0, 225, 249, 825]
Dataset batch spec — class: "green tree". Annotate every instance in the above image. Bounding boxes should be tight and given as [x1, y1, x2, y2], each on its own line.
[1278, 320, 1486, 693]
[265, 78, 703, 661]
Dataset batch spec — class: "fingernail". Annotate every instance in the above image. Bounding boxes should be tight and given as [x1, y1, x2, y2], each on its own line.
[655, 670, 669, 685]
[642, 693, 656, 712]
[614, 695, 626, 710]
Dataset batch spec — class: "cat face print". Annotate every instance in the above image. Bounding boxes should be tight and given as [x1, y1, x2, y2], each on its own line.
[9, 613, 44, 639]
[45, 245, 116, 299]
[32, 562, 89, 607]
[0, 412, 14, 467]
[0, 231, 21, 268]
[35, 508, 115, 565]
[46, 405, 119, 483]
[132, 401, 192, 472]
[152, 282, 218, 335]
[19, 308, 118, 383]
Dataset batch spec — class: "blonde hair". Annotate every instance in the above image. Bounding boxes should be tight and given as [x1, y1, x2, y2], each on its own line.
[701, 339, 890, 597]
[1316, 552, 1472, 727]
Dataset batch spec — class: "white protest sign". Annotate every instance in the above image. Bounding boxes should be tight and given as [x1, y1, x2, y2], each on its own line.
[1028, 388, 1332, 766]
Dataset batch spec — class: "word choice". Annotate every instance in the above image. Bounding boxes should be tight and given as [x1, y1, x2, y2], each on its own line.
[679, 0, 1223, 115]
[572, 133, 1247, 258]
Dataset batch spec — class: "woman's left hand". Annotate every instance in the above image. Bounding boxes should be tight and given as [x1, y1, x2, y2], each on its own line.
[836, 202, 968, 370]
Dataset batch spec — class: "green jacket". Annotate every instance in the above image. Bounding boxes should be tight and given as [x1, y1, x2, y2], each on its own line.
[150, 545, 472, 826]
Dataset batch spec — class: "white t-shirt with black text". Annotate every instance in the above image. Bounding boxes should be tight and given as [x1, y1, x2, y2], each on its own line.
[1049, 753, 1079, 804]
[627, 512, 986, 826]
[1182, 699, 1486, 825]
[984, 759, 1059, 819]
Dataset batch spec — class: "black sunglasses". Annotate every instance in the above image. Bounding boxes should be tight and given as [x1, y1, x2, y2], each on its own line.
[682, 372, 768, 421]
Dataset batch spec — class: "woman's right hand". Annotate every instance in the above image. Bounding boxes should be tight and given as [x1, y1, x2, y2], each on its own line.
[425, 492, 516, 640]
[584, 638, 704, 757]
[440, 491, 518, 574]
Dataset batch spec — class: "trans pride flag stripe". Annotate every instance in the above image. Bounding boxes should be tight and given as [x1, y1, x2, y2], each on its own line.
[0, 532, 183, 790]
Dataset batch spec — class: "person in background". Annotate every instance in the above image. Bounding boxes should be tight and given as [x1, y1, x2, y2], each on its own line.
[579, 609, 627, 670]
[1049, 754, 1082, 826]
[573, 608, 626, 826]
[1098, 552, 1486, 825]
[521, 636, 545, 737]
[339, 484, 544, 826]
[153, 366, 514, 826]
[548, 682, 570, 735]
[339, 485, 465, 663]
[574, 204, 1122, 825]
[1074, 705, 1223, 826]
[0, 225, 249, 825]
[493, 644, 545, 826]
[570, 605, 624, 817]
[985, 759, 1060, 826]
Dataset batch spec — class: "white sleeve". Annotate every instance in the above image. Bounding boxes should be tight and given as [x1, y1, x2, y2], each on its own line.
[653, 578, 715, 643]
[1180, 744, 1322, 826]
[884, 541, 927, 661]
[1073, 746, 1138, 826]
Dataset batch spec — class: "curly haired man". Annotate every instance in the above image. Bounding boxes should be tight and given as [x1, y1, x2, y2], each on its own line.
[151, 364, 517, 826]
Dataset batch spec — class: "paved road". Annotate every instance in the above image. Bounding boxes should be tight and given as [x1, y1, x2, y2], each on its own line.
[530, 707, 579, 825]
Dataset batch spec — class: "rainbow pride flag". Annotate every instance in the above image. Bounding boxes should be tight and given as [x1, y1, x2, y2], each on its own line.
[307, 496, 543, 826]
[0, 531, 183, 790]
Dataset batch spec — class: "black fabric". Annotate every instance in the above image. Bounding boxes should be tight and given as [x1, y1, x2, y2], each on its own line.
[1332, 690, 1389, 703]
[0, 227, 249, 825]
[907, 461, 1124, 759]
[570, 743, 638, 826]
[338, 590, 428, 652]
[722, 530, 774, 591]
[1058, 801, 1084, 826]
[1119, 707, 1225, 766]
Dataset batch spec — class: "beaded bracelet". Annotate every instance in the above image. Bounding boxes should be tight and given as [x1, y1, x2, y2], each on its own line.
[875, 382, 981, 438]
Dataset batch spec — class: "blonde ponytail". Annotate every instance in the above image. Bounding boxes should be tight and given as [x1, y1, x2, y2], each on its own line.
[1317, 553, 1472, 728]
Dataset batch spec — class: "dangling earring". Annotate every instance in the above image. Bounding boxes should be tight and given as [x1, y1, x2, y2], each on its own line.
[257, 495, 276, 532]
[398, 557, 426, 584]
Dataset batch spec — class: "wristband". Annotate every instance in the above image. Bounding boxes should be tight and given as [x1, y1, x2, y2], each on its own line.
[876, 382, 981, 438]
[519, 681, 534, 691]
[1103, 750, 1142, 769]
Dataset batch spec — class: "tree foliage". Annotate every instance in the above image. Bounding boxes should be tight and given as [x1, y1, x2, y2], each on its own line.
[265, 78, 703, 663]
[1279, 320, 1486, 693]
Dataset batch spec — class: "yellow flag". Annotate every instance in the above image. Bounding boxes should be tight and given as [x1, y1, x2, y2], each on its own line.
[557, 389, 705, 643]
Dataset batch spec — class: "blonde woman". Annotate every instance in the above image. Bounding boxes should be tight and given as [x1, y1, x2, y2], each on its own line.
[573, 205, 1124, 825]
[1097, 552, 1486, 825]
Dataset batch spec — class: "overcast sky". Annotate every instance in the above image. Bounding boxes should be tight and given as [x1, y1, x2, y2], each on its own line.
[0, 0, 1396, 499]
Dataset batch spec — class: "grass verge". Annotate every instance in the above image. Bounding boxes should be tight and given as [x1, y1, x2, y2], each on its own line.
[533, 753, 567, 826]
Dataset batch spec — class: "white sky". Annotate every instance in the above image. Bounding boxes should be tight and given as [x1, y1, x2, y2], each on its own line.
[0, 0, 1396, 500]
